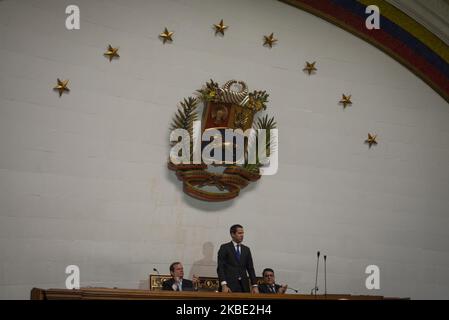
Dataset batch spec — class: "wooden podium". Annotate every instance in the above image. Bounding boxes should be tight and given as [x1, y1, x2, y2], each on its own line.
[30, 287, 405, 300]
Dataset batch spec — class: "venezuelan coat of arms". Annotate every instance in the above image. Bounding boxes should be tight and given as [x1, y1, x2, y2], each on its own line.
[168, 80, 277, 202]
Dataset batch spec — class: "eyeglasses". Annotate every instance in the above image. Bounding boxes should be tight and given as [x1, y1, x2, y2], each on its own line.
[263, 274, 274, 278]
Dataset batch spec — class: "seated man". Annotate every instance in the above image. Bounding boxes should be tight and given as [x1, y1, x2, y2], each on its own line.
[162, 262, 199, 291]
[258, 268, 288, 294]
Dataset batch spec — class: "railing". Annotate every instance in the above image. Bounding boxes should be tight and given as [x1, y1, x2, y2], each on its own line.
[30, 287, 405, 300]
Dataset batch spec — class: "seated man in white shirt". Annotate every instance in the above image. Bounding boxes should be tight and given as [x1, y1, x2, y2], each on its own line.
[162, 262, 199, 291]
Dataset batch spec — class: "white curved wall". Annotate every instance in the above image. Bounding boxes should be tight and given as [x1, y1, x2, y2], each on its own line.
[1, 0, 449, 299]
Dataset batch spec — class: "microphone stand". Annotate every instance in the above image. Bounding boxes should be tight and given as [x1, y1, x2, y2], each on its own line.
[153, 268, 161, 290]
[286, 287, 299, 293]
[312, 251, 320, 296]
[324, 255, 327, 297]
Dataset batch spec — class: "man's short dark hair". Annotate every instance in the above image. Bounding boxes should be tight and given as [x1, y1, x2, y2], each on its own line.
[230, 224, 243, 234]
[169, 262, 181, 273]
[262, 268, 275, 277]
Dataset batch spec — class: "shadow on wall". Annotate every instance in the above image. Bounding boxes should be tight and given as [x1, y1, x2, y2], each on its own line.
[182, 192, 235, 211]
[138, 279, 149, 290]
[189, 241, 217, 279]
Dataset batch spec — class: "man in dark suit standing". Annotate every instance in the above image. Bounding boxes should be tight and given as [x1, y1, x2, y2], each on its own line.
[217, 224, 259, 293]
[162, 262, 199, 291]
[258, 268, 288, 294]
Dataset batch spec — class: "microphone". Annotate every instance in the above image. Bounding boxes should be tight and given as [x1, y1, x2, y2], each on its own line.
[153, 267, 162, 290]
[286, 287, 299, 293]
[311, 251, 320, 296]
[324, 255, 327, 296]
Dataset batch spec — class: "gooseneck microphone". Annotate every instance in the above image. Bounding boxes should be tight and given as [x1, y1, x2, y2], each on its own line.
[287, 287, 299, 293]
[311, 251, 320, 296]
[324, 255, 327, 296]
[153, 268, 160, 275]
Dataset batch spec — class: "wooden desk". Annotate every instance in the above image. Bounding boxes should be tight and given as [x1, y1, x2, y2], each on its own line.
[30, 287, 406, 300]
[149, 274, 264, 291]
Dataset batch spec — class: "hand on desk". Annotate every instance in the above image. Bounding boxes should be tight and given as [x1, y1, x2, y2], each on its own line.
[251, 286, 259, 294]
[279, 284, 288, 294]
[222, 284, 232, 293]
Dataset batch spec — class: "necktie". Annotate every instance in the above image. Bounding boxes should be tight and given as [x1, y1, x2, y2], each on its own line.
[178, 280, 182, 291]
[271, 285, 276, 293]
[236, 244, 241, 261]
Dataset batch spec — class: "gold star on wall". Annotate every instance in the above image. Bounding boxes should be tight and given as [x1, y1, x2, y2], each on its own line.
[263, 33, 277, 48]
[339, 94, 352, 108]
[213, 19, 228, 36]
[104, 45, 120, 62]
[365, 133, 378, 148]
[159, 27, 174, 44]
[53, 78, 70, 97]
[303, 61, 317, 75]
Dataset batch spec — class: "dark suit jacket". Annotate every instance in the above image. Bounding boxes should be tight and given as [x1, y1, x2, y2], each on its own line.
[258, 283, 282, 294]
[162, 278, 195, 291]
[217, 241, 257, 292]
